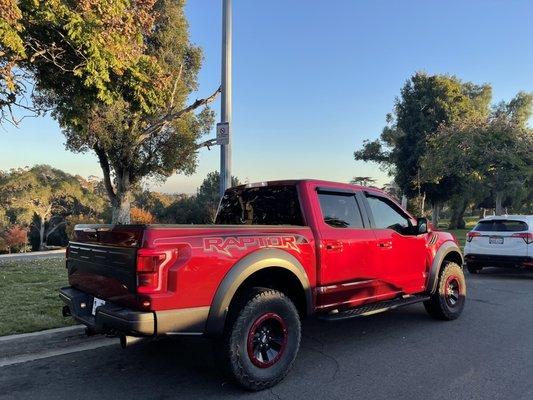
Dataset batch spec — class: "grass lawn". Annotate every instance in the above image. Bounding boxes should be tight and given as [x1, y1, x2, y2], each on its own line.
[438, 217, 478, 250]
[0, 257, 75, 336]
[442, 229, 469, 249]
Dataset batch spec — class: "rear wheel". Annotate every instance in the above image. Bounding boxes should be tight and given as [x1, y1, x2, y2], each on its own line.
[424, 262, 466, 320]
[216, 288, 301, 391]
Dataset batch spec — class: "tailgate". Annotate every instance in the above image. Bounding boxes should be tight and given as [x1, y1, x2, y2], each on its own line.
[67, 225, 145, 306]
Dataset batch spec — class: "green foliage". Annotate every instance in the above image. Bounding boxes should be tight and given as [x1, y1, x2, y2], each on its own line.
[0, 165, 107, 249]
[1, 0, 219, 222]
[354, 72, 492, 202]
[421, 92, 533, 215]
[162, 171, 240, 224]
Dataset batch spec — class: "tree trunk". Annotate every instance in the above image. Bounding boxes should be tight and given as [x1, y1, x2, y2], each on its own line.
[495, 191, 504, 216]
[38, 217, 46, 251]
[420, 192, 426, 216]
[448, 198, 468, 229]
[431, 201, 440, 227]
[112, 192, 132, 224]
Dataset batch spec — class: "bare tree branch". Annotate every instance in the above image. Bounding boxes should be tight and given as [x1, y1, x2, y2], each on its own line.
[135, 86, 221, 145]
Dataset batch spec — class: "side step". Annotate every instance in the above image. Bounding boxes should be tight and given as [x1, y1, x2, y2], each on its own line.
[318, 295, 430, 322]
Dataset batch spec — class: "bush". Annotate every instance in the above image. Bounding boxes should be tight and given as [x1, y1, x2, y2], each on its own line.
[131, 207, 155, 224]
[0, 225, 28, 253]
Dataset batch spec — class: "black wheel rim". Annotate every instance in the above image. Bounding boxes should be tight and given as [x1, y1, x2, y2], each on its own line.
[445, 276, 461, 307]
[247, 313, 288, 368]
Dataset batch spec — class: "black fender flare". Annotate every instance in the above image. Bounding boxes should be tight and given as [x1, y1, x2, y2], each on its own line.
[427, 241, 464, 294]
[205, 248, 313, 336]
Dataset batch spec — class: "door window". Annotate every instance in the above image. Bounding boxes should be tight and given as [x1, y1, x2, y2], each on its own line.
[318, 193, 363, 228]
[366, 195, 411, 233]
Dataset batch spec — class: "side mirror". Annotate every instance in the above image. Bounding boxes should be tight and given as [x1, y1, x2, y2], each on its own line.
[417, 217, 431, 234]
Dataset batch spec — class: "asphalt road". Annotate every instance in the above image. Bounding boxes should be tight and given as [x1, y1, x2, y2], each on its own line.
[1, 268, 532, 400]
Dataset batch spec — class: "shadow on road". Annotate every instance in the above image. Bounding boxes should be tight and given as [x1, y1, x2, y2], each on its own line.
[2, 307, 435, 399]
[472, 267, 533, 281]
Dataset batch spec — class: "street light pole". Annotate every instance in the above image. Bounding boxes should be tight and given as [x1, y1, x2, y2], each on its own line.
[220, 0, 232, 197]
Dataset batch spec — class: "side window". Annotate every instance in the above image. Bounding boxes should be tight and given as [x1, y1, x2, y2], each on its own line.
[318, 193, 363, 228]
[366, 195, 410, 232]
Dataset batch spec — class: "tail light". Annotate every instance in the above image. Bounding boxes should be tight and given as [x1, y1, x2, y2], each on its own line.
[136, 249, 173, 294]
[511, 232, 533, 244]
[466, 232, 481, 242]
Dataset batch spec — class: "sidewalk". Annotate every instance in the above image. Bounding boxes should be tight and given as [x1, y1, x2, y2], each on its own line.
[0, 249, 65, 262]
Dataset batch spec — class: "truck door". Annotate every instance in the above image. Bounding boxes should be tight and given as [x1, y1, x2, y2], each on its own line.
[314, 188, 398, 310]
[363, 193, 428, 294]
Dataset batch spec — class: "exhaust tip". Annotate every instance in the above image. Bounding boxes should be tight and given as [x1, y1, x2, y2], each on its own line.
[120, 335, 143, 349]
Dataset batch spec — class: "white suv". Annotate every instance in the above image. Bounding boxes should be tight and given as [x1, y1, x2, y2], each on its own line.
[464, 215, 533, 274]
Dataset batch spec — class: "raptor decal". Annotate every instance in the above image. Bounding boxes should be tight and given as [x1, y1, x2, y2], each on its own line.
[203, 235, 305, 257]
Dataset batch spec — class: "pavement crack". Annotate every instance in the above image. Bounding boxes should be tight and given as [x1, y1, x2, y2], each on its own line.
[469, 298, 502, 306]
[269, 388, 283, 400]
[303, 333, 340, 381]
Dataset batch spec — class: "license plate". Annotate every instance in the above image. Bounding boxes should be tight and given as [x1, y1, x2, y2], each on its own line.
[489, 236, 504, 244]
[92, 297, 106, 315]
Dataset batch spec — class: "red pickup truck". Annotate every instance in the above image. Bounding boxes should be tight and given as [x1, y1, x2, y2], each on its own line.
[60, 179, 465, 390]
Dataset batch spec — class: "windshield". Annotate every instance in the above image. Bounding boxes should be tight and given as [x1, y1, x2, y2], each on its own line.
[215, 185, 305, 225]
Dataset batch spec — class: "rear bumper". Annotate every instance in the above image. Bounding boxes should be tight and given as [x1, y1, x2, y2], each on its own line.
[465, 254, 533, 268]
[59, 287, 209, 337]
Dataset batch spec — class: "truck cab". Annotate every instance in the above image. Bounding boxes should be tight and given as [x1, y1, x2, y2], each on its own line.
[60, 179, 465, 390]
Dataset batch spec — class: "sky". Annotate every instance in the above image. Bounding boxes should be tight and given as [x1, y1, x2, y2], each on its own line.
[1, 0, 532, 194]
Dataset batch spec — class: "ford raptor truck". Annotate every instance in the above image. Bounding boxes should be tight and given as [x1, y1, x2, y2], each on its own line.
[60, 179, 465, 390]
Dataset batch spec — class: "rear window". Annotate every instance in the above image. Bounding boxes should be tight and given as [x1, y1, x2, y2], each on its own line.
[318, 193, 363, 228]
[215, 185, 305, 225]
[474, 220, 528, 232]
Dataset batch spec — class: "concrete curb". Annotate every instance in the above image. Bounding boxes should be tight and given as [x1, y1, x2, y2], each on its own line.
[0, 249, 66, 260]
[0, 325, 117, 367]
[0, 325, 83, 342]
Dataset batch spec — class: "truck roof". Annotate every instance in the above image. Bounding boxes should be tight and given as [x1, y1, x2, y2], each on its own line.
[233, 179, 384, 194]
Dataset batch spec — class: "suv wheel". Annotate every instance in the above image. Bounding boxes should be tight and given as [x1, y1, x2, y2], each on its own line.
[424, 262, 466, 320]
[216, 288, 301, 391]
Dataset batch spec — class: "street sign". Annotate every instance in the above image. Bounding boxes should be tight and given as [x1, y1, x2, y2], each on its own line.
[217, 122, 230, 145]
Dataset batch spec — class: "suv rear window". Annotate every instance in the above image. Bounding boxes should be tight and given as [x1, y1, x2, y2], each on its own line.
[215, 185, 304, 225]
[474, 220, 528, 232]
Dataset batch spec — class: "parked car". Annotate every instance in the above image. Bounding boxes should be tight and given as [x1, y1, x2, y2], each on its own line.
[59, 179, 465, 390]
[464, 215, 533, 274]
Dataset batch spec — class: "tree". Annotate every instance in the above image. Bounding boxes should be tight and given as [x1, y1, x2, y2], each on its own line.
[354, 72, 492, 225]
[0, 165, 105, 249]
[162, 171, 240, 224]
[196, 172, 240, 223]
[134, 189, 176, 222]
[350, 177, 377, 186]
[421, 92, 533, 217]
[1, 0, 219, 223]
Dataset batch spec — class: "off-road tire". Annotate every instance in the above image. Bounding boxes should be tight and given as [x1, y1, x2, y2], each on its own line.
[424, 262, 466, 320]
[466, 263, 482, 274]
[215, 288, 301, 391]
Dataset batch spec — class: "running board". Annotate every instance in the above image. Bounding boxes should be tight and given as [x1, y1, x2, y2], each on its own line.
[318, 295, 430, 321]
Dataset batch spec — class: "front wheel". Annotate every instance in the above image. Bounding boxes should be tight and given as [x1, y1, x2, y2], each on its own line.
[216, 288, 301, 391]
[424, 262, 466, 320]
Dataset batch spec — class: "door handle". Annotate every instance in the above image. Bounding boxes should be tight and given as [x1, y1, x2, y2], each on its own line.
[378, 240, 393, 249]
[325, 241, 343, 251]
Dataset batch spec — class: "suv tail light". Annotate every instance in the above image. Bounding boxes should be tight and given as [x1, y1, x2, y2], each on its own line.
[136, 249, 172, 294]
[511, 232, 533, 244]
[466, 232, 481, 242]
